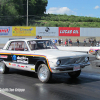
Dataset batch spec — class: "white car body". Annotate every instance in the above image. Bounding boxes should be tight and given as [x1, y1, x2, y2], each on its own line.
[0, 39, 90, 82]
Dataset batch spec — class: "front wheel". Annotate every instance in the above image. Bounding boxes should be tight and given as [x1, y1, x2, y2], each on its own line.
[68, 70, 81, 78]
[0, 62, 9, 74]
[37, 64, 52, 83]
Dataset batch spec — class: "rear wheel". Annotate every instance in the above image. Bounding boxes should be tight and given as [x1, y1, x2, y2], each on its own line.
[68, 70, 81, 78]
[37, 64, 52, 83]
[0, 62, 9, 74]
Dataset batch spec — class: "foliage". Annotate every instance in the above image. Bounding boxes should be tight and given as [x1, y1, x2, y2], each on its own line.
[0, 0, 48, 26]
[32, 14, 100, 27]
[0, 0, 100, 27]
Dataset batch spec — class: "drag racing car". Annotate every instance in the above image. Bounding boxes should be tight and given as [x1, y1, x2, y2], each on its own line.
[89, 48, 99, 55]
[0, 39, 90, 83]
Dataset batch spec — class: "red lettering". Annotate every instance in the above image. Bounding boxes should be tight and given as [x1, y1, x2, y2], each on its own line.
[7, 29, 9, 32]
[0, 29, 9, 33]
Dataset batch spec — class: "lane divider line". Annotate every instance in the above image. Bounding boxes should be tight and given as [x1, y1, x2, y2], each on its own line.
[0, 90, 26, 100]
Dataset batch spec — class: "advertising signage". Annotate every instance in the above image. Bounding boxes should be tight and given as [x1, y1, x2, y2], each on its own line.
[0, 26, 12, 36]
[59, 27, 80, 36]
[12, 26, 36, 36]
[36, 27, 58, 36]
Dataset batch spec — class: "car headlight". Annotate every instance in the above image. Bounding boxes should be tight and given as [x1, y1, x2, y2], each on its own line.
[56, 60, 61, 66]
[85, 57, 89, 62]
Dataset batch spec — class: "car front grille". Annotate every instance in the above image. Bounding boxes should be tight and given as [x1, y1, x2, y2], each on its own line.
[60, 57, 85, 65]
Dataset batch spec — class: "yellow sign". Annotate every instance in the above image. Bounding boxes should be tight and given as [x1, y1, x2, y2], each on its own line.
[12, 26, 36, 36]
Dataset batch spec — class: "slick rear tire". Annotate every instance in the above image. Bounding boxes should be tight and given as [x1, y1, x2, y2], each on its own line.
[0, 62, 9, 74]
[37, 64, 52, 83]
[68, 70, 81, 78]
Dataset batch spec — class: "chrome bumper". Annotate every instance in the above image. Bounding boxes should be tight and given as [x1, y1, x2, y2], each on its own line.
[51, 62, 90, 73]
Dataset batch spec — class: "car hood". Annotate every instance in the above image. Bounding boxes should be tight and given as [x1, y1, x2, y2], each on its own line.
[31, 49, 87, 59]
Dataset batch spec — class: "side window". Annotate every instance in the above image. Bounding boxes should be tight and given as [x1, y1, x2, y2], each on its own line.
[8, 42, 15, 50]
[7, 41, 28, 51]
[15, 42, 28, 51]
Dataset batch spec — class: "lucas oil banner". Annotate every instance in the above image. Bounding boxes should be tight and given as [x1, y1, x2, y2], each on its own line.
[0, 26, 12, 36]
[12, 26, 36, 36]
[59, 27, 80, 36]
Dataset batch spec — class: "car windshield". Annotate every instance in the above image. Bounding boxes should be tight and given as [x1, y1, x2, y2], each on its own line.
[27, 40, 58, 50]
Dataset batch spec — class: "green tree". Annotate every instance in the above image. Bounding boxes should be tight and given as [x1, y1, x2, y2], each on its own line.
[0, 0, 48, 26]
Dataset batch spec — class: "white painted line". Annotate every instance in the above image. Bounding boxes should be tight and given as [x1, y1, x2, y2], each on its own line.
[35, 83, 44, 87]
[0, 90, 26, 100]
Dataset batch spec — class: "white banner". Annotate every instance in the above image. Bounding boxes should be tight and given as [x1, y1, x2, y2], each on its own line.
[36, 27, 58, 36]
[0, 26, 12, 36]
[80, 28, 100, 36]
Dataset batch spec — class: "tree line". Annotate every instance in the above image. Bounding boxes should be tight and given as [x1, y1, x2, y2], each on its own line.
[32, 14, 100, 27]
[0, 0, 48, 26]
[0, 0, 100, 27]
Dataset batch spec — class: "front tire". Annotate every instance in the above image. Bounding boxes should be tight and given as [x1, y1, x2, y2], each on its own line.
[68, 70, 81, 78]
[37, 64, 52, 83]
[0, 62, 9, 74]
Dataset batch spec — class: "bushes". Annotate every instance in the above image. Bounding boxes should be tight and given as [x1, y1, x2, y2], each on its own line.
[32, 21, 100, 27]
[29, 14, 100, 27]
[35, 21, 70, 27]
[41, 14, 100, 22]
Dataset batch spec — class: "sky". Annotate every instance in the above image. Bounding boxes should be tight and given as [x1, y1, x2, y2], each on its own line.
[46, 0, 100, 18]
